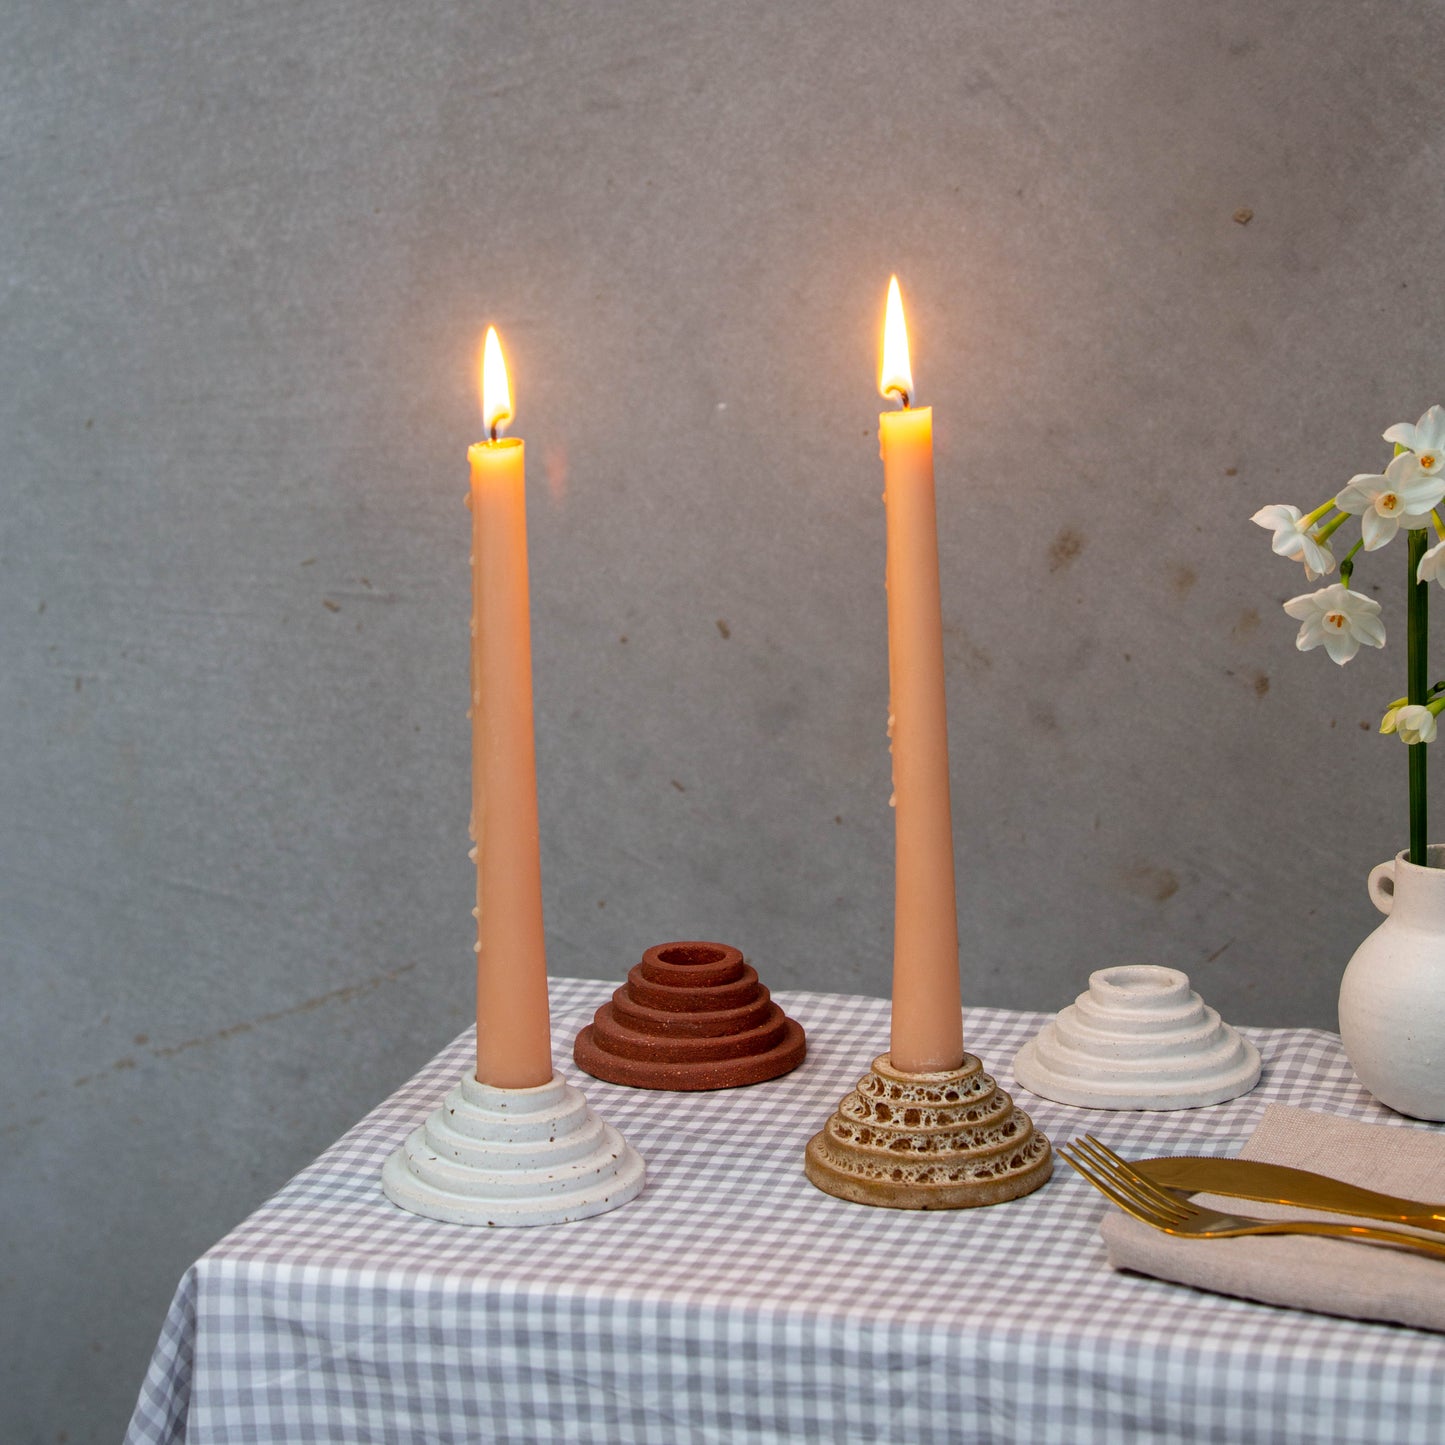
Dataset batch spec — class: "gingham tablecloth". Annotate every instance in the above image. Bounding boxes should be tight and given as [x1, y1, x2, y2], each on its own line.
[125, 979, 1445, 1445]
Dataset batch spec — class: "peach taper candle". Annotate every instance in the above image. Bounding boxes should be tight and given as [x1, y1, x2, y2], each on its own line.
[379, 329, 645, 1228]
[467, 326, 552, 1088]
[800, 280, 1049, 1211]
[879, 276, 964, 1074]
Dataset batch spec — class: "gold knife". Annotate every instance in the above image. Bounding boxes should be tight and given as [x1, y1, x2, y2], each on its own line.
[1135, 1155, 1445, 1233]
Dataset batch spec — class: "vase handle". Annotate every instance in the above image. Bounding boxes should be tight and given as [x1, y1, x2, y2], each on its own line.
[1368, 860, 1396, 915]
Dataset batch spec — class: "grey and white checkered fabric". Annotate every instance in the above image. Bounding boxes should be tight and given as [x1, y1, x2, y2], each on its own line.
[126, 979, 1445, 1444]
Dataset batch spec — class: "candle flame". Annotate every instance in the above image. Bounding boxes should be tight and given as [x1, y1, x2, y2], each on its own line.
[481, 326, 514, 438]
[879, 275, 913, 406]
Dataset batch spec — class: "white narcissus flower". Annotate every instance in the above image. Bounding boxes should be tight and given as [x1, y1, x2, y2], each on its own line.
[1335, 452, 1445, 550]
[1282, 583, 1386, 665]
[1250, 505, 1336, 579]
[1384, 406, 1445, 475]
[1419, 537, 1445, 586]
[1381, 703, 1404, 734]
[1394, 705, 1438, 745]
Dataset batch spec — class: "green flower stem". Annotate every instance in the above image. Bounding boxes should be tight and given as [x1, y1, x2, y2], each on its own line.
[1339, 538, 1364, 586]
[1302, 499, 1336, 528]
[1314, 512, 1350, 544]
[1409, 527, 1430, 866]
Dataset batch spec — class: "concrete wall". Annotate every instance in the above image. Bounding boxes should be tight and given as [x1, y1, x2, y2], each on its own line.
[4, 0, 1442, 1438]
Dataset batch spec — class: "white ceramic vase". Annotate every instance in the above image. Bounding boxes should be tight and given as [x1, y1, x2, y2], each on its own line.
[1338, 846, 1445, 1121]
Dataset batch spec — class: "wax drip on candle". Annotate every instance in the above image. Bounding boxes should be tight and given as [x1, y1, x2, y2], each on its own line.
[887, 709, 897, 806]
[879, 279, 914, 819]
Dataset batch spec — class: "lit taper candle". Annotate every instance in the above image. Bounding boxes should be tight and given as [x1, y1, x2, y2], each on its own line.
[468, 327, 553, 1088]
[878, 277, 965, 1073]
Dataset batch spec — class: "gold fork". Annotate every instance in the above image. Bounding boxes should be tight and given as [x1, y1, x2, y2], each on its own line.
[1059, 1135, 1445, 1261]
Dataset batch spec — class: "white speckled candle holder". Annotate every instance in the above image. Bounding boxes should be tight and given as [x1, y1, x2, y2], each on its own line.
[382, 1071, 645, 1227]
[1012, 965, 1260, 1111]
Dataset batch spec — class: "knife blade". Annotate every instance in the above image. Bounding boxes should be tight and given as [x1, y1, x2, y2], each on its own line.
[1134, 1155, 1445, 1233]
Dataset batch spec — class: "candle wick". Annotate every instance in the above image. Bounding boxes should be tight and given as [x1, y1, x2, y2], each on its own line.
[888, 388, 911, 410]
[489, 422, 500, 442]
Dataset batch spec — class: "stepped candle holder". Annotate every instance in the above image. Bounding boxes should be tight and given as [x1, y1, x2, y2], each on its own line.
[804, 1054, 1051, 1209]
[1012, 965, 1261, 1111]
[804, 278, 1051, 1210]
[574, 941, 806, 1090]
[382, 329, 643, 1227]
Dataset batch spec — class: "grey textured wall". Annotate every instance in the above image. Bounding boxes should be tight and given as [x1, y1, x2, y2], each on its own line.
[4, 0, 1443, 1438]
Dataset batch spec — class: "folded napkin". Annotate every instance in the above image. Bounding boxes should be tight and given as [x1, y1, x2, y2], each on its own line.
[1100, 1104, 1445, 1331]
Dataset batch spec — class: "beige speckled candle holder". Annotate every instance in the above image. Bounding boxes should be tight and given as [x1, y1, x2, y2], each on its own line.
[804, 1053, 1052, 1209]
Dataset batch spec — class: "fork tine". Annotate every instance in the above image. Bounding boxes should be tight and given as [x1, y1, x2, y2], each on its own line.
[1073, 1137, 1190, 1223]
[1082, 1135, 1194, 1220]
[1057, 1144, 1133, 1207]
[1071, 1137, 1189, 1223]
[1058, 1143, 1173, 1228]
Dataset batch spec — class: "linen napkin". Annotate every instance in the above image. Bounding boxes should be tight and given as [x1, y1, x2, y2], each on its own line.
[1099, 1104, 1445, 1331]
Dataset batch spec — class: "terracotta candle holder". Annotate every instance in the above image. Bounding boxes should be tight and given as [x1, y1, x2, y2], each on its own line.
[804, 1053, 1052, 1209]
[574, 941, 807, 1090]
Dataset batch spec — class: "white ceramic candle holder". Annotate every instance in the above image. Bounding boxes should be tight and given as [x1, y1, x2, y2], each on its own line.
[382, 1071, 645, 1227]
[1012, 965, 1260, 1111]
